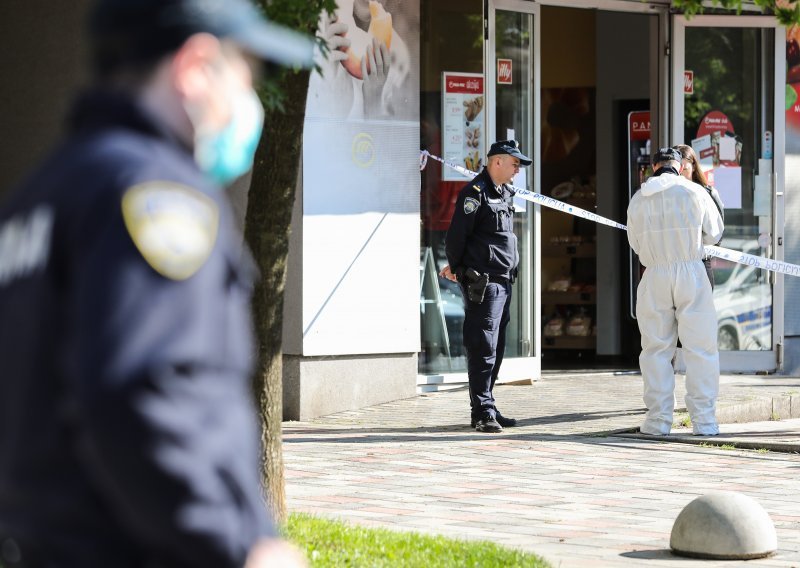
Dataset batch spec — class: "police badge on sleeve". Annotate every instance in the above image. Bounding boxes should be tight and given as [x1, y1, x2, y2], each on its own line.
[121, 182, 219, 280]
[464, 197, 480, 214]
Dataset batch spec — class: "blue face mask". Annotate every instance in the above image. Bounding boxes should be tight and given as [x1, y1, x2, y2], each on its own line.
[193, 85, 265, 186]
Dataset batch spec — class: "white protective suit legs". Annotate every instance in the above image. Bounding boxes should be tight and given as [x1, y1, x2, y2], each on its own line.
[636, 261, 719, 436]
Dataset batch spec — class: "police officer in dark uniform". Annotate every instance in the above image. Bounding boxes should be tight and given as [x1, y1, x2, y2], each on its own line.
[0, 1, 312, 567]
[439, 140, 532, 433]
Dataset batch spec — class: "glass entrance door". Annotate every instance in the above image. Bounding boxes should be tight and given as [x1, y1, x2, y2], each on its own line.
[488, 0, 540, 378]
[672, 16, 785, 372]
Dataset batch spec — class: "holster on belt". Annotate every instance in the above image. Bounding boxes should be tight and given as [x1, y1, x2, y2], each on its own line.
[463, 268, 489, 303]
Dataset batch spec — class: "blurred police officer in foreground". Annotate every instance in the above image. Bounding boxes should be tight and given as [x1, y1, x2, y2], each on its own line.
[0, 1, 313, 567]
[439, 141, 532, 433]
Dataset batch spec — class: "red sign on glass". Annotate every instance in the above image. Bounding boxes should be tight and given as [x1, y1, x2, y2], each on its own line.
[684, 70, 694, 94]
[444, 75, 483, 95]
[629, 111, 650, 141]
[497, 59, 512, 85]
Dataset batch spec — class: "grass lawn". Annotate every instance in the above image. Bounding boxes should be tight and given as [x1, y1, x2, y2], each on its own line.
[286, 513, 551, 567]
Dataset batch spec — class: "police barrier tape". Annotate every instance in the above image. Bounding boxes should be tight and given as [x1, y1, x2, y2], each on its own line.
[420, 150, 800, 279]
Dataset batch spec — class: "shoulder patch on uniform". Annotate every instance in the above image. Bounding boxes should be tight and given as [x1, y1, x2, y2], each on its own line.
[121, 182, 219, 281]
[464, 197, 480, 214]
[472, 184, 482, 192]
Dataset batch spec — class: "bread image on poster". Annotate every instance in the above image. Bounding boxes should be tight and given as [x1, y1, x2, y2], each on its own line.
[463, 95, 483, 122]
[339, 1, 393, 79]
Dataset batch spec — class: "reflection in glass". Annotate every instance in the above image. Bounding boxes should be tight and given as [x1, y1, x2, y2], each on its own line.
[684, 27, 774, 351]
[419, 0, 483, 373]
[495, 10, 534, 358]
[418, 4, 535, 374]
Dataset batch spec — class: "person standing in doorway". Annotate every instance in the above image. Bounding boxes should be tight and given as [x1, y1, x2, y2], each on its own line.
[439, 140, 532, 433]
[0, 1, 313, 566]
[674, 143, 725, 288]
[627, 147, 724, 437]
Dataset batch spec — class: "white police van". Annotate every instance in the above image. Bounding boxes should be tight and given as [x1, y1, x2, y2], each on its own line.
[712, 239, 772, 351]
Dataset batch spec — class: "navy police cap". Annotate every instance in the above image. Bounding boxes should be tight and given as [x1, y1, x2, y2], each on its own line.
[487, 140, 532, 166]
[652, 147, 682, 165]
[90, 0, 315, 74]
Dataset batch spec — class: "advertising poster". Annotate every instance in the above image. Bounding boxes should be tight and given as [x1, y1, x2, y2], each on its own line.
[302, 0, 421, 355]
[305, 0, 420, 214]
[692, 110, 742, 208]
[441, 72, 484, 181]
[786, 26, 800, 152]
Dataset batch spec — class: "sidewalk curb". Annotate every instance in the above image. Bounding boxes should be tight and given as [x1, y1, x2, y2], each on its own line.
[607, 394, 800, 453]
[615, 431, 800, 453]
[716, 393, 800, 423]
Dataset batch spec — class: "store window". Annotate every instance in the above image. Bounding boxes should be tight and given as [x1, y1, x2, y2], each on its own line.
[419, 1, 537, 374]
[419, 0, 483, 374]
[683, 27, 774, 351]
[493, 8, 535, 359]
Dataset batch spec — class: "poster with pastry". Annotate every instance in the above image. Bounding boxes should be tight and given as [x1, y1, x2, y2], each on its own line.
[441, 72, 484, 181]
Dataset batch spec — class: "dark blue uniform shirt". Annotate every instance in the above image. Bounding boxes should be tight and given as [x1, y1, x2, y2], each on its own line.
[0, 91, 273, 568]
[445, 168, 519, 280]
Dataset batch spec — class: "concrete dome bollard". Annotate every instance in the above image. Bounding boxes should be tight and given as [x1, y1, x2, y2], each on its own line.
[670, 491, 777, 560]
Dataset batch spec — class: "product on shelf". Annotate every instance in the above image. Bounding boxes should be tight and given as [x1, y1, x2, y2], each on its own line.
[547, 277, 572, 292]
[544, 316, 566, 337]
[566, 311, 592, 337]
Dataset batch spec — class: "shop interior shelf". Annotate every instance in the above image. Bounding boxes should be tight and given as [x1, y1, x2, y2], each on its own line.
[542, 335, 595, 350]
[541, 290, 596, 304]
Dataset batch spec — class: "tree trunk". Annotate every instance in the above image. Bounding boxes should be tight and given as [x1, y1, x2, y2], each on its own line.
[244, 68, 311, 525]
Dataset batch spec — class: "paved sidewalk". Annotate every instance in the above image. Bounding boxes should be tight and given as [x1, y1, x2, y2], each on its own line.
[284, 373, 800, 567]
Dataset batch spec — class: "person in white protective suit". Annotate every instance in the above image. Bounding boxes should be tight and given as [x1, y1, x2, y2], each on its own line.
[627, 147, 725, 436]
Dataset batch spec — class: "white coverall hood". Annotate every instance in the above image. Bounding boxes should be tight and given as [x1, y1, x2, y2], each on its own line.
[627, 172, 724, 268]
[640, 171, 688, 195]
[626, 171, 725, 436]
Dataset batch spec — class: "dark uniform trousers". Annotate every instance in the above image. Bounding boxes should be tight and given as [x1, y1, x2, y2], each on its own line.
[464, 278, 512, 421]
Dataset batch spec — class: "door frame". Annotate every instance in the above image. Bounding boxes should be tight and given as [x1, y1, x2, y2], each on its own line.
[486, 0, 541, 381]
[517, 0, 668, 369]
[672, 15, 785, 372]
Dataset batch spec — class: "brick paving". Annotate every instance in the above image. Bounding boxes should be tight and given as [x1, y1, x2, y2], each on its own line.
[284, 373, 800, 567]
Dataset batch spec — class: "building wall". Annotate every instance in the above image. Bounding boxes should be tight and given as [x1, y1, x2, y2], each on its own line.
[0, 2, 91, 201]
[283, 353, 417, 420]
[595, 11, 652, 356]
[781, 148, 800, 373]
[284, 0, 422, 418]
[781, 26, 800, 375]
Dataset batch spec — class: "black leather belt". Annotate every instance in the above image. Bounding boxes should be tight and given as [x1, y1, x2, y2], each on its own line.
[488, 274, 509, 284]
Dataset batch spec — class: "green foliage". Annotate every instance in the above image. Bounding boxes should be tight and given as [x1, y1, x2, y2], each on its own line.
[251, 0, 338, 111]
[252, 0, 336, 31]
[672, 0, 800, 26]
[286, 513, 551, 568]
[681, 27, 757, 146]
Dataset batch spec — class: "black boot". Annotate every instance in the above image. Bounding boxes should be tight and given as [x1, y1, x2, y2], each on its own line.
[475, 413, 503, 433]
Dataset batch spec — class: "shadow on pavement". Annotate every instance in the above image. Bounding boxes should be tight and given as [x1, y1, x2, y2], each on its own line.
[620, 549, 691, 561]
